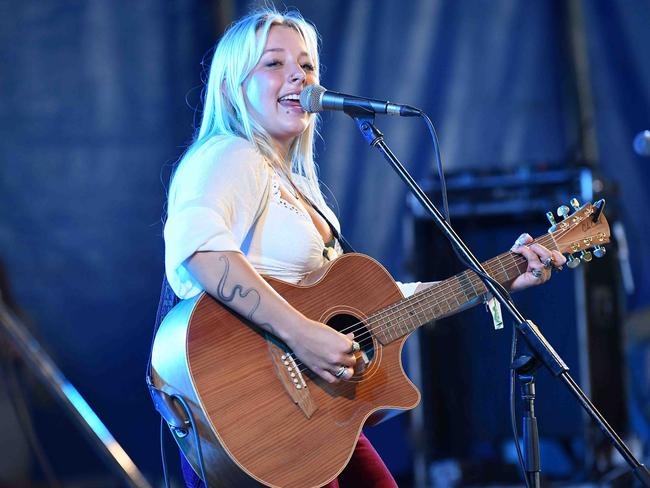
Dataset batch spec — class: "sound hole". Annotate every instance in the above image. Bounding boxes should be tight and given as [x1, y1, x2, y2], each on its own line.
[326, 313, 375, 366]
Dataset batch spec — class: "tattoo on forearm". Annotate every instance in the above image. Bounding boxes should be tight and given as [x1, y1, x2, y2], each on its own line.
[216, 256, 272, 329]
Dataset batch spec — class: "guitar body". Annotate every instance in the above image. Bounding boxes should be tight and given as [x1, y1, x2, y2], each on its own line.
[151, 253, 421, 488]
[152, 199, 611, 487]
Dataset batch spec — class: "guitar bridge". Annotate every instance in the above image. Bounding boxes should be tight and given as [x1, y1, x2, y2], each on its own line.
[280, 353, 308, 390]
[267, 338, 318, 419]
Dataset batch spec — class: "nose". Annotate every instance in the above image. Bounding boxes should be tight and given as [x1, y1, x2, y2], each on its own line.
[289, 64, 306, 84]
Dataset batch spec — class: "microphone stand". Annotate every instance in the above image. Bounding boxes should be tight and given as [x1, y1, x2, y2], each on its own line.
[348, 109, 650, 486]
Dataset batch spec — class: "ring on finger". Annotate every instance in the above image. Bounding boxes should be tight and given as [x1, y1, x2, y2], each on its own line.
[531, 269, 543, 279]
[350, 341, 360, 353]
[335, 365, 346, 378]
[542, 257, 553, 269]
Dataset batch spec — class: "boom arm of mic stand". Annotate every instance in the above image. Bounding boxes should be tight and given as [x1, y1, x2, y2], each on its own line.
[350, 112, 650, 486]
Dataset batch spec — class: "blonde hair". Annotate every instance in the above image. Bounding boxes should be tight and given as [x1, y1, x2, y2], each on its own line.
[177, 7, 326, 208]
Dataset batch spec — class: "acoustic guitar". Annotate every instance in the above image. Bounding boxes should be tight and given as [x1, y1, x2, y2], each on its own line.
[151, 200, 610, 487]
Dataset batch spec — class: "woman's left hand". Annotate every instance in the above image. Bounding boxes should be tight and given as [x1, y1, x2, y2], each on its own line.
[509, 233, 567, 292]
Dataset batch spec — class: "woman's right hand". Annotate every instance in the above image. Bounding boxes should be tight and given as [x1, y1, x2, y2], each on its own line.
[286, 318, 358, 383]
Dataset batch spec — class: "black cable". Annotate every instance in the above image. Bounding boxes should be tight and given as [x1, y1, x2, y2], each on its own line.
[172, 394, 209, 488]
[420, 111, 516, 305]
[510, 327, 531, 488]
[160, 417, 170, 488]
[420, 112, 450, 223]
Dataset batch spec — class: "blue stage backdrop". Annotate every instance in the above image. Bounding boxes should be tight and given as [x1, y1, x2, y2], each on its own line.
[0, 0, 648, 484]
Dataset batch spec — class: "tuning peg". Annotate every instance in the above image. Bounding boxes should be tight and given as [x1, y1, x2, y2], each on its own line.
[570, 198, 581, 210]
[546, 211, 556, 227]
[591, 199, 606, 223]
[581, 250, 593, 262]
[567, 254, 581, 268]
[557, 205, 571, 220]
[593, 245, 606, 258]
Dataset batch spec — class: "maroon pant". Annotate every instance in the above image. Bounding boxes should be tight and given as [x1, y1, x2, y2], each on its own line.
[181, 433, 397, 487]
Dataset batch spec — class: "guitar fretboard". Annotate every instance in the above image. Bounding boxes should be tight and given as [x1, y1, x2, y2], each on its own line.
[370, 235, 558, 344]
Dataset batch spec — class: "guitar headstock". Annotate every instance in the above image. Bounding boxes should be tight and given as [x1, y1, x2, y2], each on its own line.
[546, 198, 610, 268]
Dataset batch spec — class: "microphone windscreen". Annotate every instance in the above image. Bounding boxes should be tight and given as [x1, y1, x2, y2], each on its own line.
[300, 84, 326, 113]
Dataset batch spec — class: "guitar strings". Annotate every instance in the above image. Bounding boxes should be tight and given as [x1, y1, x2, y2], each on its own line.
[336, 233, 554, 340]
[350, 232, 559, 332]
[351, 253, 526, 340]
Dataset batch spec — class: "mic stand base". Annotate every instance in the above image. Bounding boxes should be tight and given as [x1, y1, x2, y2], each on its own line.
[513, 355, 541, 488]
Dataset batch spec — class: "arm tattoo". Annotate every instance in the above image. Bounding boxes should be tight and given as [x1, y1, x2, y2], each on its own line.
[215, 255, 271, 328]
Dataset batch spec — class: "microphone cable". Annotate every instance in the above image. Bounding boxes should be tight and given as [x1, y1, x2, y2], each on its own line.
[510, 328, 531, 488]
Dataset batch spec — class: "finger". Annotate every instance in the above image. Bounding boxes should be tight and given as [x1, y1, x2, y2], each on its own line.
[511, 242, 538, 262]
[514, 244, 551, 277]
[326, 365, 354, 383]
[513, 246, 547, 281]
[511, 233, 533, 250]
[338, 354, 357, 367]
[530, 268, 545, 280]
[332, 364, 347, 380]
[327, 348, 356, 368]
[317, 368, 338, 384]
[345, 366, 355, 379]
[528, 243, 553, 263]
[339, 366, 354, 380]
[552, 250, 567, 266]
[345, 332, 360, 354]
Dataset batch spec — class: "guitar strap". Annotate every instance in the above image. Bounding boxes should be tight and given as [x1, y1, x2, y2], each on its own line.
[311, 202, 356, 254]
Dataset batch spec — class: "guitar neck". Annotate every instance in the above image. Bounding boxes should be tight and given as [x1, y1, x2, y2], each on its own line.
[371, 234, 559, 345]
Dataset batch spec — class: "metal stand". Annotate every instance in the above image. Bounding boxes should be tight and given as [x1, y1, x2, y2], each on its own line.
[513, 355, 542, 487]
[0, 299, 152, 488]
[349, 110, 650, 486]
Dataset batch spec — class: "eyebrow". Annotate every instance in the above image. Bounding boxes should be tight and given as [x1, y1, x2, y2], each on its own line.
[262, 47, 310, 57]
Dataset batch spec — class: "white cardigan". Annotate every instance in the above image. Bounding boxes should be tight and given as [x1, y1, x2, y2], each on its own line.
[164, 135, 418, 299]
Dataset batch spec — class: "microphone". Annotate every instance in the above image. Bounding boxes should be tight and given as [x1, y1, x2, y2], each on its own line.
[633, 130, 650, 156]
[299, 84, 421, 117]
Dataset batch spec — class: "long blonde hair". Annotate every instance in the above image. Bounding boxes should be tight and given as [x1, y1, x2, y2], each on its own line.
[177, 7, 326, 209]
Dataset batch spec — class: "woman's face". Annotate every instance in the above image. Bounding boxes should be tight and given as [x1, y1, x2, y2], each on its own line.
[243, 25, 317, 152]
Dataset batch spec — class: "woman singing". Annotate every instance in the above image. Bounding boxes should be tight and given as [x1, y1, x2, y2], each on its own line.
[159, 7, 565, 487]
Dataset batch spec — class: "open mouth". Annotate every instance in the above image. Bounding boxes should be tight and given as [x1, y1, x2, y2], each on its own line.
[278, 93, 302, 109]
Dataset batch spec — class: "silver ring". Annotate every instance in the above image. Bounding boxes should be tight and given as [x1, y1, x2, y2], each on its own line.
[335, 365, 346, 378]
[531, 269, 543, 279]
[542, 257, 553, 269]
[351, 341, 360, 353]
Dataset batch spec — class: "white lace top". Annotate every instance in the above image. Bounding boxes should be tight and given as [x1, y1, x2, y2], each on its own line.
[164, 135, 418, 299]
